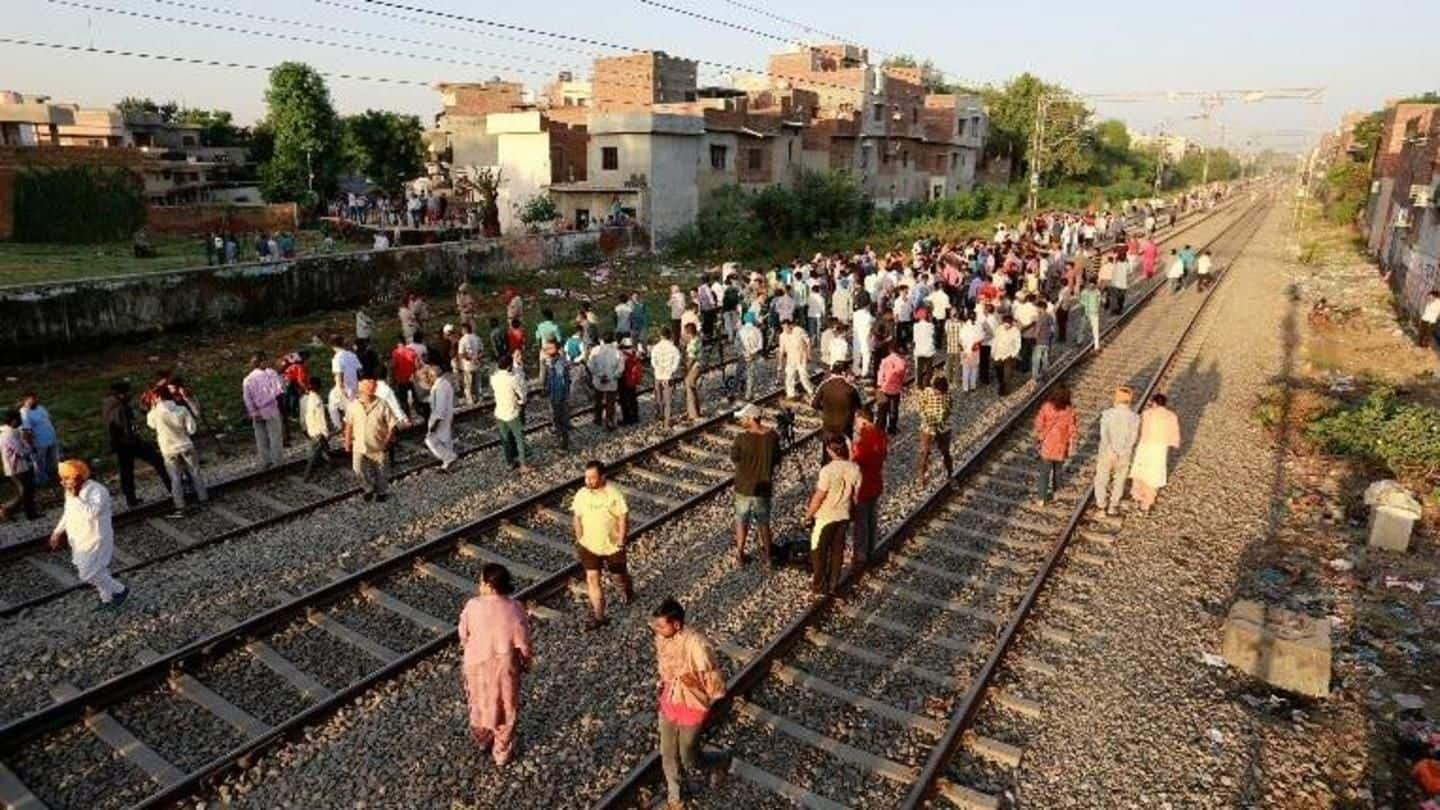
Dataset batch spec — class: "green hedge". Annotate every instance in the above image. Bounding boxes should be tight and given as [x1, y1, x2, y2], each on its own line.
[12, 165, 146, 243]
[1307, 387, 1440, 484]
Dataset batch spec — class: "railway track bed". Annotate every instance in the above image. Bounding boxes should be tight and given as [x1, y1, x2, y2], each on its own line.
[0, 199, 1253, 810]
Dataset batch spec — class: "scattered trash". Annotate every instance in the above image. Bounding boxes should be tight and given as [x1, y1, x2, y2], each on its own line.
[1206, 728, 1226, 745]
[1396, 693, 1428, 711]
[1415, 759, 1440, 796]
[1327, 558, 1355, 572]
[1201, 652, 1228, 668]
[1328, 375, 1357, 394]
[1364, 480, 1423, 518]
[1385, 577, 1426, 594]
[1258, 568, 1290, 586]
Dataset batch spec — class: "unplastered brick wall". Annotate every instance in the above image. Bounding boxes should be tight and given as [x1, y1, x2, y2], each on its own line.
[146, 203, 298, 235]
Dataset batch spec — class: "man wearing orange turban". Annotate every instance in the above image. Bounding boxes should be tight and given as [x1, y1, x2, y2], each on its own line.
[50, 460, 128, 607]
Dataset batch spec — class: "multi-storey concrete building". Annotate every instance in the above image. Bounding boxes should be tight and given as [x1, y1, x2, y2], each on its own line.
[1361, 101, 1440, 316]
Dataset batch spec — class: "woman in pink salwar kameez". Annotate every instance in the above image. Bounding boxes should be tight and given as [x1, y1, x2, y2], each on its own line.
[1141, 238, 1159, 279]
[457, 563, 533, 765]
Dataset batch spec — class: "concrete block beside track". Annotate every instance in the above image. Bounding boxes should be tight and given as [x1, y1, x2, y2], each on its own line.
[1221, 599, 1331, 698]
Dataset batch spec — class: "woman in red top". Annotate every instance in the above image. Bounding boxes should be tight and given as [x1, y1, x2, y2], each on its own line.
[1032, 384, 1079, 505]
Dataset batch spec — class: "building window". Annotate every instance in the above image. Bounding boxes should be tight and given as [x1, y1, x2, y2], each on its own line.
[911, 107, 918, 125]
[958, 119, 966, 137]
[787, 140, 793, 162]
[710, 144, 728, 170]
[860, 145, 871, 169]
[872, 103, 883, 122]
[951, 152, 958, 169]
[601, 146, 618, 170]
[747, 148, 763, 171]
[901, 150, 908, 168]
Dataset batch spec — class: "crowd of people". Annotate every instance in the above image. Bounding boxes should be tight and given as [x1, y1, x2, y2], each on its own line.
[7, 193, 1227, 804]
[201, 230, 326, 266]
[446, 197, 1228, 807]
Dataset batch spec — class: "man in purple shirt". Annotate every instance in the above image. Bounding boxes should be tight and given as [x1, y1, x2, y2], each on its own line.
[242, 352, 286, 469]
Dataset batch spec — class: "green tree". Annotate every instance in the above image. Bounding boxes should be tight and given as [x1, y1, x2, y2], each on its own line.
[1350, 111, 1386, 163]
[117, 96, 178, 123]
[176, 108, 248, 147]
[342, 109, 424, 196]
[257, 62, 343, 208]
[982, 73, 1092, 182]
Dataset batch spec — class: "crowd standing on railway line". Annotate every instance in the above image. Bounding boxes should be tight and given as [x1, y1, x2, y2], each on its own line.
[9, 188, 1245, 804]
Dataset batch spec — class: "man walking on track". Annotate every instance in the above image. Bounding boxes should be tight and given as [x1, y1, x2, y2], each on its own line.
[344, 379, 398, 502]
[811, 362, 862, 465]
[422, 365, 458, 472]
[806, 436, 861, 595]
[731, 404, 781, 567]
[1094, 386, 1140, 516]
[242, 352, 286, 469]
[651, 327, 681, 430]
[103, 381, 172, 509]
[778, 320, 815, 400]
[49, 460, 128, 608]
[651, 597, 728, 809]
[572, 460, 633, 631]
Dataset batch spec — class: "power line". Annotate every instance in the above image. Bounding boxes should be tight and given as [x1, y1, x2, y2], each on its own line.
[49, 0, 710, 103]
[634, 0, 790, 43]
[710, 0, 862, 49]
[49, 0, 573, 79]
[308, 0, 608, 58]
[0, 36, 433, 86]
[356, 0, 942, 100]
[144, 0, 600, 65]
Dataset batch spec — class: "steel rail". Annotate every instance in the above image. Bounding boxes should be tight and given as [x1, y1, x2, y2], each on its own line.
[898, 193, 1272, 809]
[0, 196, 1234, 808]
[0, 334, 768, 564]
[0, 343, 763, 617]
[591, 191, 1267, 810]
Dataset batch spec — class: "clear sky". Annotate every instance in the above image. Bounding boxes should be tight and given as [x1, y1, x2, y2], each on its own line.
[5, 0, 1438, 153]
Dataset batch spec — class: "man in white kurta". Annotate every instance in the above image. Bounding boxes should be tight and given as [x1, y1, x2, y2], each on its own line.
[424, 367, 459, 471]
[49, 461, 127, 606]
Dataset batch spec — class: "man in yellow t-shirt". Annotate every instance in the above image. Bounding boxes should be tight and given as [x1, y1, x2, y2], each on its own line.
[572, 459, 632, 630]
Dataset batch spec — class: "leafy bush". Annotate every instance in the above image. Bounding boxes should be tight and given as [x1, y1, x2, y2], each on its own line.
[13, 166, 146, 243]
[1307, 387, 1440, 483]
[518, 193, 560, 229]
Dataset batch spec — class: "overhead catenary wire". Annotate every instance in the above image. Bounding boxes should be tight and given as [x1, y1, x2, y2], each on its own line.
[634, 0, 790, 43]
[0, 36, 434, 86]
[0, 32, 704, 111]
[306, 0, 608, 59]
[48, 0, 577, 80]
[356, 0, 958, 101]
[47, 0, 734, 105]
[711, 0, 864, 50]
[143, 0, 604, 64]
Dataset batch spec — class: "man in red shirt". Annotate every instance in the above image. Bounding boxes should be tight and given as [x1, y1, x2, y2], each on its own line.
[850, 404, 887, 568]
[390, 340, 419, 417]
[874, 342, 907, 435]
[505, 318, 527, 356]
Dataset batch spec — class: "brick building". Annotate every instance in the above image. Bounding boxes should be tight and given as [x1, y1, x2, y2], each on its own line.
[1361, 101, 1440, 316]
[591, 51, 698, 112]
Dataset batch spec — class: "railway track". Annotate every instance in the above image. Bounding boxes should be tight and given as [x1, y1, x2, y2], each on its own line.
[594, 196, 1272, 810]
[0, 344, 770, 618]
[0, 197, 1241, 810]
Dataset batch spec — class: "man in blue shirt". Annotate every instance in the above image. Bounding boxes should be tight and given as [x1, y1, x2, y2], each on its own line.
[19, 392, 59, 487]
[541, 340, 572, 451]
